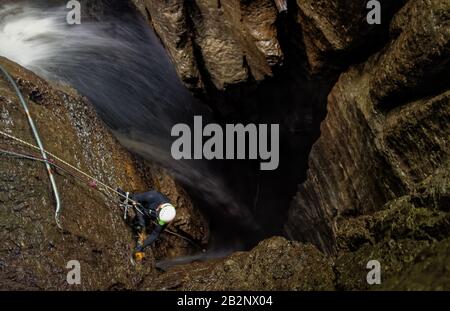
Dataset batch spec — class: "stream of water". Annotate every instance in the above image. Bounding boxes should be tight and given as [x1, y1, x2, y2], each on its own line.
[0, 0, 262, 255]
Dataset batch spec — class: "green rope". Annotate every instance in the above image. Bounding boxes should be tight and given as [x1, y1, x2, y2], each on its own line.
[0, 64, 62, 227]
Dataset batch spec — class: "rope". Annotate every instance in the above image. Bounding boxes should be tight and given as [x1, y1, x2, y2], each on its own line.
[123, 192, 130, 219]
[0, 64, 62, 227]
[0, 146, 203, 249]
[0, 147, 95, 186]
[162, 228, 205, 251]
[0, 65, 203, 249]
[0, 129, 142, 207]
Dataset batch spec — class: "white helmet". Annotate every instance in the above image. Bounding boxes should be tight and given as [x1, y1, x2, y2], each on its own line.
[158, 203, 176, 223]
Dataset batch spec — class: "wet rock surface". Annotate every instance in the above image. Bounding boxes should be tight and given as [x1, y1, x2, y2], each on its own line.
[0, 0, 448, 291]
[295, 0, 407, 73]
[335, 163, 450, 290]
[0, 57, 207, 289]
[146, 236, 334, 290]
[286, 0, 449, 254]
[133, 0, 407, 88]
[133, 0, 283, 93]
[370, 0, 450, 107]
[131, 0, 449, 290]
[144, 151, 449, 291]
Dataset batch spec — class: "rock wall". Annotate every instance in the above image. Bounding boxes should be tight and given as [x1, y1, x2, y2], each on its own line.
[295, 0, 407, 73]
[133, 0, 448, 241]
[1, 0, 448, 291]
[334, 161, 449, 290]
[146, 236, 335, 290]
[133, 0, 407, 90]
[0, 57, 207, 290]
[286, 0, 450, 254]
[130, 0, 450, 290]
[132, 0, 283, 93]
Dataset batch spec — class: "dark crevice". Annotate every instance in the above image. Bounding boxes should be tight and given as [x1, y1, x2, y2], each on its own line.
[178, 2, 340, 250]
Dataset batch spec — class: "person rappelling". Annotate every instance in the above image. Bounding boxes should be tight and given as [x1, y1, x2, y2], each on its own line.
[118, 189, 177, 262]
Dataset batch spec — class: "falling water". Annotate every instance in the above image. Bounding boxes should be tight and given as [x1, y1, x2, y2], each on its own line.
[0, 0, 261, 250]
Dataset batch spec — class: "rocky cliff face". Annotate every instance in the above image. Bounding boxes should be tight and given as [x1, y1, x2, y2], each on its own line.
[132, 0, 283, 93]
[286, 0, 449, 253]
[0, 0, 447, 291]
[131, 0, 449, 290]
[147, 236, 335, 290]
[132, 0, 407, 89]
[0, 57, 207, 290]
[295, 0, 407, 73]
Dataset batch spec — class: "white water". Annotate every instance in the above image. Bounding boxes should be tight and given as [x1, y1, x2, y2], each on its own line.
[0, 1, 260, 247]
[0, 7, 58, 67]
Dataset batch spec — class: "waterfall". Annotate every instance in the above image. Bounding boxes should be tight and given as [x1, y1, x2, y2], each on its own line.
[0, 0, 261, 249]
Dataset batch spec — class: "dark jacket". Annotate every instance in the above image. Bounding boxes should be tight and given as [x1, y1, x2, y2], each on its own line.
[132, 191, 171, 250]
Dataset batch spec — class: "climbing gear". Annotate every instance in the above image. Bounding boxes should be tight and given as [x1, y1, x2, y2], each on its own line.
[0, 64, 205, 261]
[0, 64, 200, 248]
[117, 188, 140, 220]
[119, 191, 134, 220]
[0, 64, 62, 228]
[158, 203, 176, 223]
[1, 136, 203, 252]
[0, 131, 145, 233]
[0, 129, 144, 217]
[134, 251, 145, 262]
[0, 129, 143, 209]
[123, 192, 130, 219]
[0, 135, 203, 250]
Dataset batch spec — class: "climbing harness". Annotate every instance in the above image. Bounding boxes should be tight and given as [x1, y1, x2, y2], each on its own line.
[0, 64, 62, 227]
